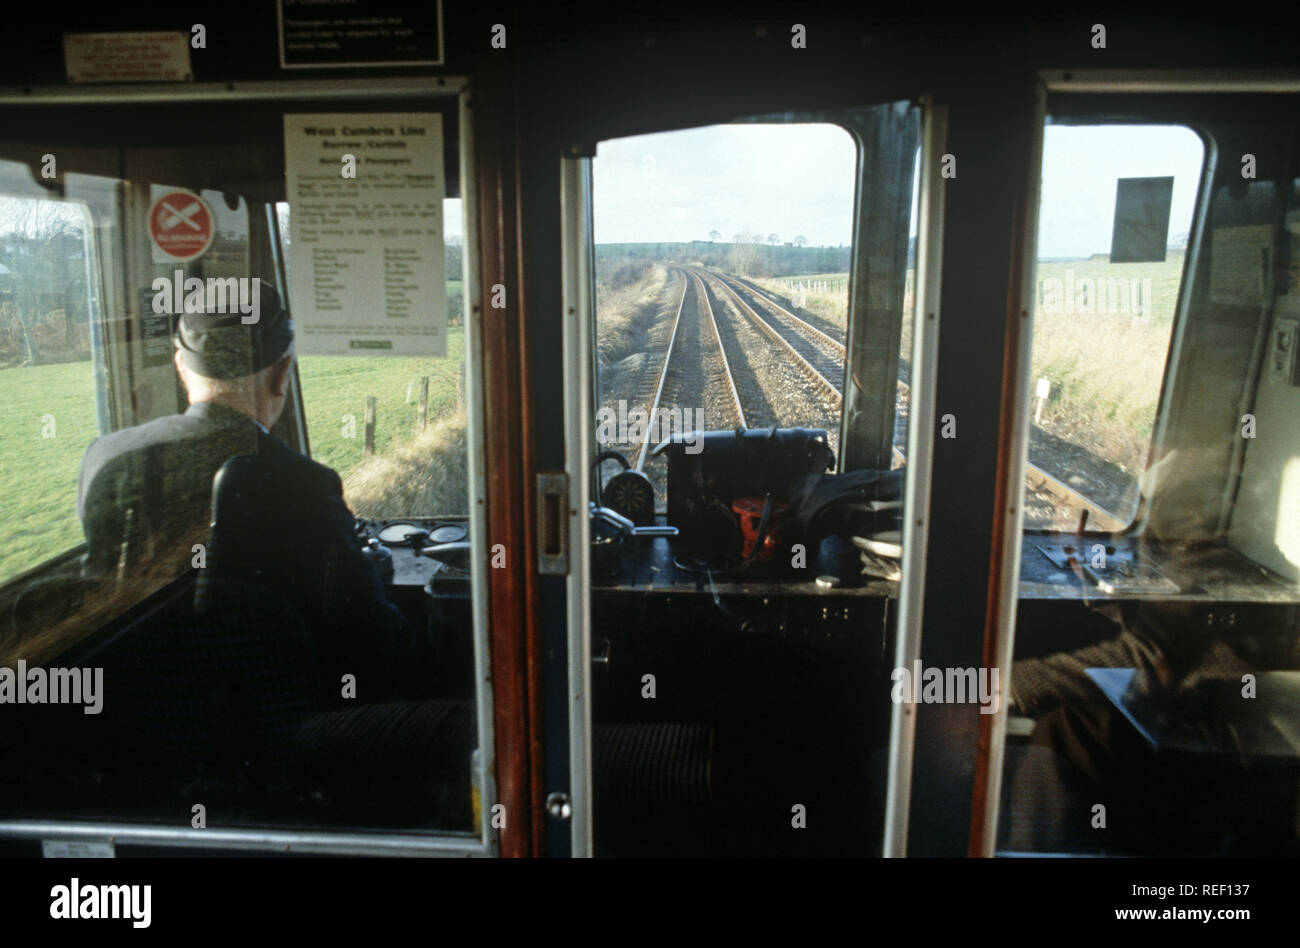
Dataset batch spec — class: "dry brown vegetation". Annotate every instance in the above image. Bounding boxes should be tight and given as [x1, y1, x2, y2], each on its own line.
[595, 261, 674, 370]
[342, 410, 469, 518]
[754, 273, 917, 362]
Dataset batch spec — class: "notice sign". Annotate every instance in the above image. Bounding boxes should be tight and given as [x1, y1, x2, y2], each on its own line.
[63, 32, 193, 84]
[277, 0, 443, 68]
[149, 191, 215, 262]
[283, 114, 446, 357]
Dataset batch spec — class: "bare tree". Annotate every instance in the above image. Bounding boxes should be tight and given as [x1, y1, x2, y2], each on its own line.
[767, 233, 780, 245]
[727, 231, 765, 276]
[708, 229, 721, 243]
[445, 233, 463, 276]
[0, 199, 86, 366]
[793, 235, 807, 247]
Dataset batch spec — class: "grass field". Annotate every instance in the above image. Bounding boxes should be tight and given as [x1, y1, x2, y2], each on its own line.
[0, 361, 99, 582]
[756, 270, 915, 358]
[761, 252, 1186, 480]
[297, 327, 465, 476]
[0, 329, 467, 584]
[1030, 255, 1183, 470]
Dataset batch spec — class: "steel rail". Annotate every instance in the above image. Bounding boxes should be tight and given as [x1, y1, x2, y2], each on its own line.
[689, 270, 747, 430]
[700, 269, 844, 411]
[711, 267, 1124, 529]
[648, 266, 1122, 531]
[714, 271, 847, 359]
[634, 269, 691, 470]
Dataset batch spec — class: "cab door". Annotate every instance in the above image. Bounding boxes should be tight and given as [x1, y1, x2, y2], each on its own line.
[548, 88, 944, 854]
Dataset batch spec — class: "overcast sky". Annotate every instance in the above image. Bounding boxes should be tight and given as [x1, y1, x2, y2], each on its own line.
[585, 121, 1205, 259]
[594, 123, 858, 248]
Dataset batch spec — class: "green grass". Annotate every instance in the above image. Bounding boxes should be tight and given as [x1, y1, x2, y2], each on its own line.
[0, 361, 99, 583]
[756, 272, 854, 333]
[760, 254, 1186, 482]
[295, 327, 466, 478]
[1029, 255, 1184, 472]
[0, 330, 466, 585]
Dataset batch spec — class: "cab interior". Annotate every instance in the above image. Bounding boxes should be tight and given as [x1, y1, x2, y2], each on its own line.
[0, 8, 1295, 859]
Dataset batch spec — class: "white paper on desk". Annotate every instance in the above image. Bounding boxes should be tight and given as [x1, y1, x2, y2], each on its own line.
[283, 113, 446, 357]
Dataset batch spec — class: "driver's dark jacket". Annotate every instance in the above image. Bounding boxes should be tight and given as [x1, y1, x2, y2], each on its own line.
[76, 400, 415, 694]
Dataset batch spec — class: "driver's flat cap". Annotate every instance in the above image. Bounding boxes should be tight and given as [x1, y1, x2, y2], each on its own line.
[174, 280, 293, 380]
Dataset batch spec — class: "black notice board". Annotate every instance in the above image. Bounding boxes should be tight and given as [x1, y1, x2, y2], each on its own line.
[1110, 176, 1174, 264]
[277, 0, 443, 68]
[139, 288, 175, 368]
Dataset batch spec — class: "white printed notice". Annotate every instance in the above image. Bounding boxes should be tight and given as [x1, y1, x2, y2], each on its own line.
[283, 113, 446, 356]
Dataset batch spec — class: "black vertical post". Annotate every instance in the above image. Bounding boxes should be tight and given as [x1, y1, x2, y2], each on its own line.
[906, 77, 1038, 857]
[364, 396, 376, 456]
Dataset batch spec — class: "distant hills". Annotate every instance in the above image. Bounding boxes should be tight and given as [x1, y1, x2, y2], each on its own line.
[596, 240, 859, 277]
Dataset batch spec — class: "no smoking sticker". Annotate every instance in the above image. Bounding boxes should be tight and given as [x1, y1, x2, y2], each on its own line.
[149, 190, 214, 262]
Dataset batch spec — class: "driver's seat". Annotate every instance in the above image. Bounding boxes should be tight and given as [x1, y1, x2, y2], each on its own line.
[196, 453, 423, 703]
[106, 576, 324, 817]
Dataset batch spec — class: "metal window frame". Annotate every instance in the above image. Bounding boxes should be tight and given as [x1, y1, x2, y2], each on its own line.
[882, 96, 948, 857]
[840, 104, 921, 474]
[265, 201, 312, 457]
[1041, 69, 1300, 94]
[974, 80, 1046, 856]
[0, 77, 500, 858]
[0, 77, 467, 104]
[559, 156, 596, 857]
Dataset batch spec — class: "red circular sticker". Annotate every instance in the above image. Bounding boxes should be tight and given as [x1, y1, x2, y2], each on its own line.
[148, 191, 214, 261]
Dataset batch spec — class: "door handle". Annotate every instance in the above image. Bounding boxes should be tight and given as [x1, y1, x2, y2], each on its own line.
[537, 472, 569, 575]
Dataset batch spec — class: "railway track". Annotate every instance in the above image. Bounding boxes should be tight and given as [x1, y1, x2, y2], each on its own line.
[699, 270, 843, 414]
[630, 271, 687, 470]
[700, 268, 907, 466]
[633, 269, 745, 472]
[697, 268, 1124, 530]
[713, 271, 847, 366]
[609, 263, 1125, 532]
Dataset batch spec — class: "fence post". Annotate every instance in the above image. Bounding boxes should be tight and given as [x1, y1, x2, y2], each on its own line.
[364, 396, 376, 456]
[418, 376, 430, 431]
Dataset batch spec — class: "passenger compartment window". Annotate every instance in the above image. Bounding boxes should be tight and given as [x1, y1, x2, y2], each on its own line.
[1024, 124, 1204, 531]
